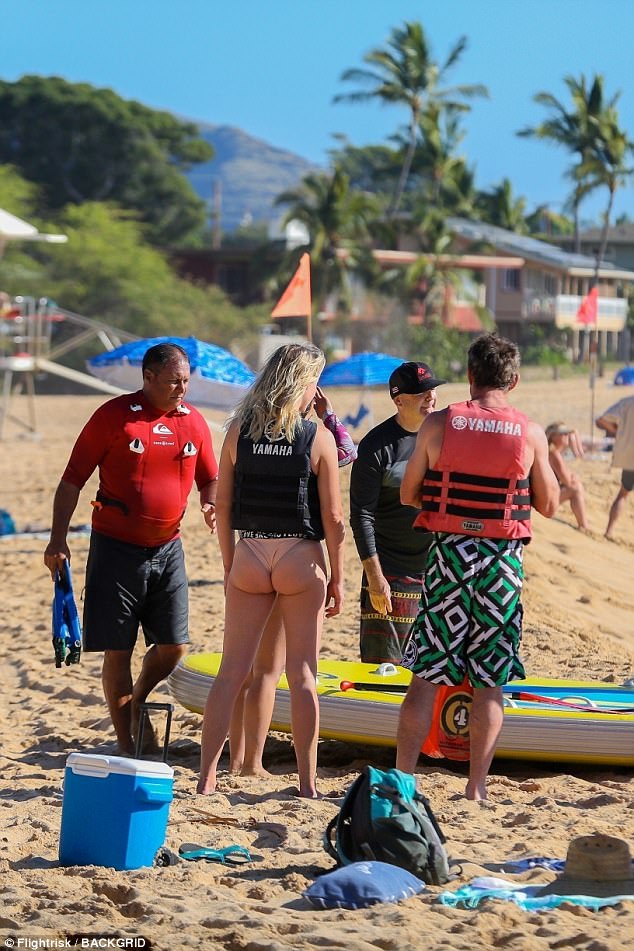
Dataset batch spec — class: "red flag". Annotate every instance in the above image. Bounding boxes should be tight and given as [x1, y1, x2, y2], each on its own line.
[271, 253, 311, 318]
[577, 286, 598, 325]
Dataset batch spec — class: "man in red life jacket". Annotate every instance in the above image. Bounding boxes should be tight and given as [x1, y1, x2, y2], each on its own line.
[44, 343, 219, 756]
[396, 334, 559, 800]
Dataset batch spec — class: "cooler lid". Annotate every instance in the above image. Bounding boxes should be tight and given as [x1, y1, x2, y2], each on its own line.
[66, 752, 174, 779]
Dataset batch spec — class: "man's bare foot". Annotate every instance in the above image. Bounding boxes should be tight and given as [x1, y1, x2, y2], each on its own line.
[117, 740, 135, 757]
[605, 532, 616, 542]
[295, 785, 323, 799]
[465, 780, 487, 801]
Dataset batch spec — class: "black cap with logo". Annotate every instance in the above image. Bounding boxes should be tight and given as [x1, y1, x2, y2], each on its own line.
[389, 361, 447, 397]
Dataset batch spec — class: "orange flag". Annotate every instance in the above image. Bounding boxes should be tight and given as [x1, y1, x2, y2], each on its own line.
[577, 286, 598, 325]
[271, 253, 311, 318]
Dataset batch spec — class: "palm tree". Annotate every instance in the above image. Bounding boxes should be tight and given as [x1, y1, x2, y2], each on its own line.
[275, 167, 378, 318]
[375, 211, 465, 327]
[333, 20, 487, 219]
[518, 74, 622, 251]
[412, 104, 476, 215]
[576, 107, 633, 281]
[475, 178, 528, 233]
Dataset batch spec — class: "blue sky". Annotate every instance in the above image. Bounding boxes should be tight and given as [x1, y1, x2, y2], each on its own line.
[5, 0, 634, 224]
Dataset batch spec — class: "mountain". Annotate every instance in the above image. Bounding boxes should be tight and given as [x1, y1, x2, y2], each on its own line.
[185, 122, 319, 234]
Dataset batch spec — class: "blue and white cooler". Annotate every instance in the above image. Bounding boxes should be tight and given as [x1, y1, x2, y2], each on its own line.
[59, 752, 174, 870]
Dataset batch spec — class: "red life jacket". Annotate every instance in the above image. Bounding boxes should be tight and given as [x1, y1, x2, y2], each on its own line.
[413, 400, 532, 540]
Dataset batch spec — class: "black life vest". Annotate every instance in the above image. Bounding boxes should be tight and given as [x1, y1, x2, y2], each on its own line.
[232, 419, 324, 539]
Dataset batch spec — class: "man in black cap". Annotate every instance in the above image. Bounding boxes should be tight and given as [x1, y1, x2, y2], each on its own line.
[350, 361, 446, 663]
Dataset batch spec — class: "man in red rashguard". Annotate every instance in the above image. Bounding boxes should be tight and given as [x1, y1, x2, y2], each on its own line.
[44, 342, 219, 755]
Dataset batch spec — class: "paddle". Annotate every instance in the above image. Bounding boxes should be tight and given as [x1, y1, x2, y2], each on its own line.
[339, 680, 407, 694]
[505, 691, 634, 715]
[338, 681, 634, 715]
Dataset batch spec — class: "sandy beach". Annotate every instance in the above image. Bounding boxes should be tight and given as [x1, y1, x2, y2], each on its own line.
[1, 371, 633, 951]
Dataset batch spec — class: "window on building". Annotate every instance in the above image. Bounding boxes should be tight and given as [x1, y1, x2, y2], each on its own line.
[502, 269, 521, 292]
[544, 274, 557, 295]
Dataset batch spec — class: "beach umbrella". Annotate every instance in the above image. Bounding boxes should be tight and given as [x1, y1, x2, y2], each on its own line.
[319, 351, 405, 430]
[614, 366, 634, 386]
[319, 351, 403, 388]
[87, 336, 255, 411]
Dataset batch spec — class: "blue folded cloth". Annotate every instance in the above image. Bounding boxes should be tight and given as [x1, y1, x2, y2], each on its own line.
[503, 857, 566, 872]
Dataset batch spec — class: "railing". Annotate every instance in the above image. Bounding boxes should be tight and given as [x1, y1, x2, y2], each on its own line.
[521, 292, 627, 330]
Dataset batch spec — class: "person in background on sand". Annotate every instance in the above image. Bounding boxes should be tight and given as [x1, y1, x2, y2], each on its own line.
[545, 422, 589, 532]
[595, 394, 634, 540]
[44, 343, 218, 756]
[397, 334, 559, 800]
[198, 344, 345, 798]
[349, 362, 446, 664]
[229, 385, 356, 777]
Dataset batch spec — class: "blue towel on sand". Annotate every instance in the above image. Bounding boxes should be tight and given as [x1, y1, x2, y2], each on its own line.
[439, 876, 634, 912]
[503, 857, 566, 873]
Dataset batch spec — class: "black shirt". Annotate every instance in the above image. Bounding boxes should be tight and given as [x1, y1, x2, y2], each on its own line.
[349, 415, 432, 576]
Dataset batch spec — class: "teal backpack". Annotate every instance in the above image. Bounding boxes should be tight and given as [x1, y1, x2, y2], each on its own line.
[324, 766, 455, 885]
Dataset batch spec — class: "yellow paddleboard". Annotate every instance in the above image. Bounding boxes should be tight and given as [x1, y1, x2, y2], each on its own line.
[167, 653, 634, 766]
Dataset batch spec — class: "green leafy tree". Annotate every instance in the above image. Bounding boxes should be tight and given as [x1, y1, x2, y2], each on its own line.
[406, 320, 470, 380]
[0, 165, 51, 292]
[0, 163, 40, 219]
[0, 76, 212, 245]
[525, 204, 574, 238]
[35, 203, 265, 347]
[334, 20, 487, 218]
[475, 178, 528, 233]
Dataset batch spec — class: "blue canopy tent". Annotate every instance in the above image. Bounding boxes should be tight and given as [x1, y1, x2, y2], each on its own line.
[319, 351, 404, 428]
[88, 336, 255, 411]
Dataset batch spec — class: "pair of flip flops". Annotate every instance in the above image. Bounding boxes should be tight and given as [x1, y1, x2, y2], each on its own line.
[179, 844, 252, 865]
[154, 844, 252, 867]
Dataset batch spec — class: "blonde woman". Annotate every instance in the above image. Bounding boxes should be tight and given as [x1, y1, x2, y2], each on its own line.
[229, 386, 356, 778]
[198, 344, 345, 798]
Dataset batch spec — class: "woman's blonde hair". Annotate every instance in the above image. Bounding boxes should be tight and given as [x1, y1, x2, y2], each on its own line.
[230, 343, 325, 442]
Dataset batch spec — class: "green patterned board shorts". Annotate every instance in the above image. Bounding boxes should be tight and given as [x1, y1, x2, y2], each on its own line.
[359, 572, 423, 664]
[401, 534, 527, 688]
